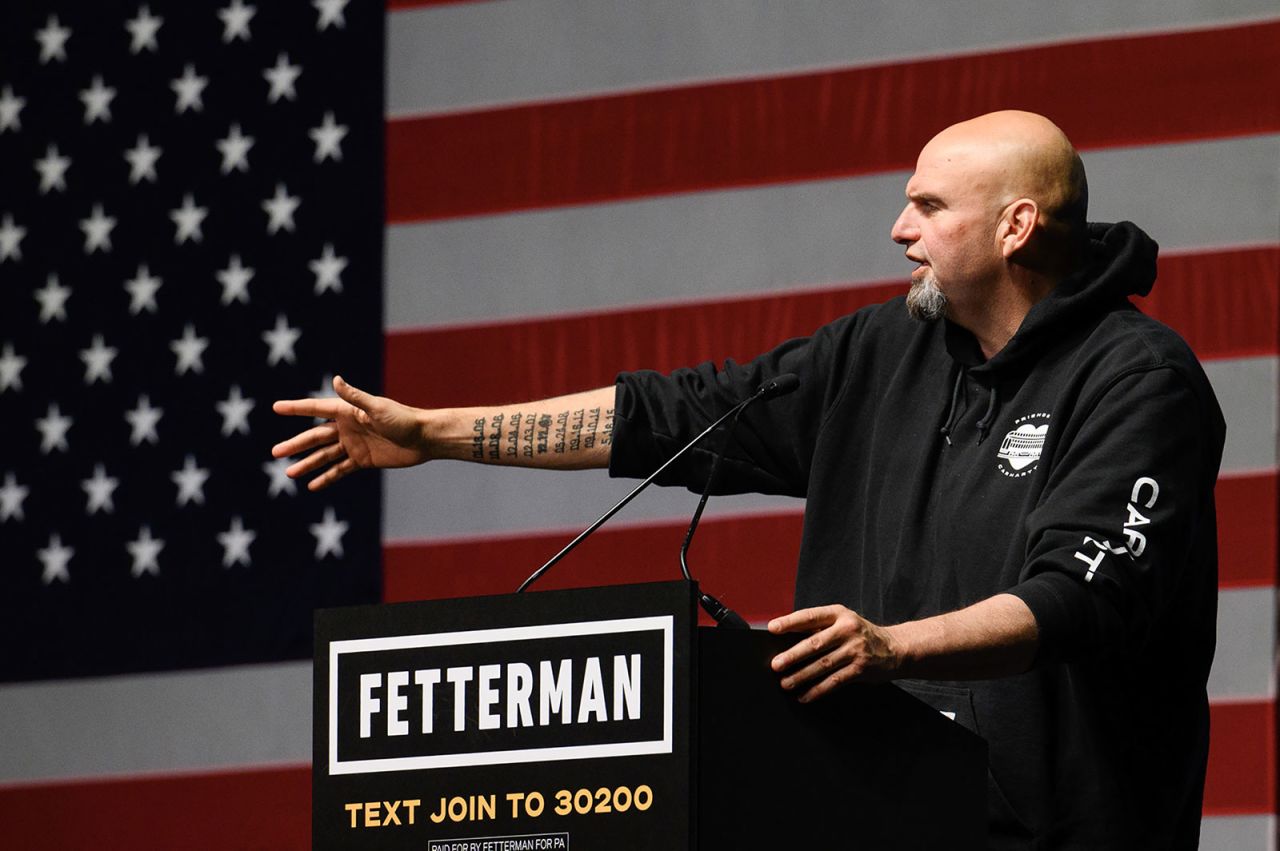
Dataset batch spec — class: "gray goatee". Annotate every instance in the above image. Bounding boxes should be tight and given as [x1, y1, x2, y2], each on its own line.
[906, 275, 948, 321]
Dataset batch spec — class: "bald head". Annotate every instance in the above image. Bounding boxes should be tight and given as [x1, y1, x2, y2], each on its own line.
[923, 110, 1089, 252]
[892, 111, 1091, 338]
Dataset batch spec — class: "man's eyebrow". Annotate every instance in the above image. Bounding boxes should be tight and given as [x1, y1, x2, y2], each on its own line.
[907, 190, 945, 207]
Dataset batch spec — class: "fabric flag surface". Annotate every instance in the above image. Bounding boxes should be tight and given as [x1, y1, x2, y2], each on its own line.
[2, 1, 1279, 849]
[0, 0, 383, 681]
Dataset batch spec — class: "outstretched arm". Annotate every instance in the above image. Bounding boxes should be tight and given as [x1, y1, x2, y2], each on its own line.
[272, 376, 616, 491]
[767, 594, 1038, 702]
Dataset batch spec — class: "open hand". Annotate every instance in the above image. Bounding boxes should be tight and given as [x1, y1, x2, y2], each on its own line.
[271, 376, 430, 491]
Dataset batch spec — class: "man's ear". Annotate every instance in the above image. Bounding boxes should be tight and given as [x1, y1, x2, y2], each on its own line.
[998, 199, 1038, 258]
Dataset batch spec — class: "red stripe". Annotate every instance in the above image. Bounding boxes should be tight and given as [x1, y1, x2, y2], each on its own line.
[1140, 247, 1280, 362]
[385, 246, 1279, 409]
[0, 765, 311, 850]
[1217, 472, 1277, 589]
[1204, 700, 1276, 816]
[385, 512, 803, 621]
[386, 21, 1280, 222]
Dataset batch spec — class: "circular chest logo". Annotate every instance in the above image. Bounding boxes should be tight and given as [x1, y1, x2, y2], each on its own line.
[996, 413, 1051, 478]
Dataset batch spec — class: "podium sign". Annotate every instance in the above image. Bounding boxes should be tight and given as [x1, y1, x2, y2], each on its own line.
[314, 581, 697, 850]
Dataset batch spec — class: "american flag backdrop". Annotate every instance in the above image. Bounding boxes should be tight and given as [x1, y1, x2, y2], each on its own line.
[0, 2, 384, 686]
[2, 1, 1279, 848]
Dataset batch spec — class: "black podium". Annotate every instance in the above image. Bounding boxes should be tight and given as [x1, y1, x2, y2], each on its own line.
[314, 580, 986, 849]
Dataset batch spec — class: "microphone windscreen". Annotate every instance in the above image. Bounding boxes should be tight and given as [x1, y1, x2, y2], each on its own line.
[759, 373, 800, 400]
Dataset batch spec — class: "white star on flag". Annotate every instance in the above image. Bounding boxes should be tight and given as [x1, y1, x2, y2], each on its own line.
[0, 214, 26, 262]
[217, 516, 257, 568]
[263, 53, 301, 103]
[262, 183, 300, 234]
[35, 144, 71, 194]
[125, 5, 163, 55]
[309, 111, 348, 163]
[0, 343, 27, 392]
[124, 134, 162, 184]
[218, 0, 256, 43]
[79, 75, 116, 124]
[310, 506, 348, 559]
[309, 243, 347, 294]
[262, 457, 297, 498]
[170, 193, 208, 244]
[171, 64, 208, 114]
[310, 374, 336, 401]
[216, 123, 254, 174]
[313, 0, 350, 31]
[125, 395, 163, 446]
[262, 314, 300, 365]
[0, 85, 25, 133]
[36, 404, 72, 454]
[127, 526, 164, 578]
[81, 464, 120, 515]
[217, 385, 255, 436]
[38, 534, 74, 585]
[125, 264, 163, 315]
[79, 334, 118, 384]
[34, 274, 70, 323]
[170, 324, 209, 375]
[171, 455, 210, 507]
[0, 473, 29, 522]
[35, 15, 71, 64]
[80, 203, 116, 253]
[217, 254, 254, 305]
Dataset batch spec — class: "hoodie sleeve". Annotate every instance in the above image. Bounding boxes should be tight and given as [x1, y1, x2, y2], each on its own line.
[609, 309, 869, 497]
[1005, 364, 1225, 665]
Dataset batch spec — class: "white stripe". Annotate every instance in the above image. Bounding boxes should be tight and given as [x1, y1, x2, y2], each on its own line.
[0, 661, 310, 784]
[384, 357, 1276, 542]
[388, 0, 1280, 116]
[1207, 356, 1279, 474]
[1209, 587, 1276, 701]
[1199, 814, 1277, 851]
[384, 464, 802, 543]
[0, 583, 1267, 783]
[386, 134, 1280, 329]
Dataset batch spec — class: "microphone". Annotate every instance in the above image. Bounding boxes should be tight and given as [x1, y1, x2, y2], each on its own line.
[680, 373, 800, 628]
[516, 374, 801, 600]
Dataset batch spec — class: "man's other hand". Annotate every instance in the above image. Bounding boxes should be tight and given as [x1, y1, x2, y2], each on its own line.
[767, 605, 902, 703]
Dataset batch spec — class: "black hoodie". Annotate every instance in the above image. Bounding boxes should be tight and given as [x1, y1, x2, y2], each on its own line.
[610, 222, 1226, 848]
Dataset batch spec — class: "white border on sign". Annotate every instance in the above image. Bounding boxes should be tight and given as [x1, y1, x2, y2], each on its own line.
[328, 615, 675, 775]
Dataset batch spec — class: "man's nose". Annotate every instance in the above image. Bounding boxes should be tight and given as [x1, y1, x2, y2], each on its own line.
[890, 205, 916, 244]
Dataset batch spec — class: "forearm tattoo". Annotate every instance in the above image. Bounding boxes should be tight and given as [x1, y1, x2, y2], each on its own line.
[472, 407, 614, 460]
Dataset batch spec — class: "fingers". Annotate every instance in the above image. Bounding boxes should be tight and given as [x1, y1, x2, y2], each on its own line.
[272, 396, 344, 419]
[286, 441, 347, 480]
[768, 605, 839, 635]
[271, 423, 339, 459]
[768, 605, 874, 702]
[307, 457, 358, 491]
[333, 375, 373, 413]
[768, 606, 841, 672]
[778, 639, 859, 703]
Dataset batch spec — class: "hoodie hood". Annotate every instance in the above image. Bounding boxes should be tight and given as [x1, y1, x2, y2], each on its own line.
[953, 221, 1159, 376]
[938, 221, 1158, 444]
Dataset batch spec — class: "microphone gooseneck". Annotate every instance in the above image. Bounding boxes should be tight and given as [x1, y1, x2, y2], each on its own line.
[680, 374, 800, 628]
[516, 374, 800, 600]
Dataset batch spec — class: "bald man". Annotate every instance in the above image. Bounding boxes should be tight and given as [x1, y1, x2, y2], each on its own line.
[275, 112, 1224, 848]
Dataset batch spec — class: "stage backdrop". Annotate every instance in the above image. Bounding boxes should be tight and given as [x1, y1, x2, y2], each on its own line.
[1, 1, 1277, 848]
